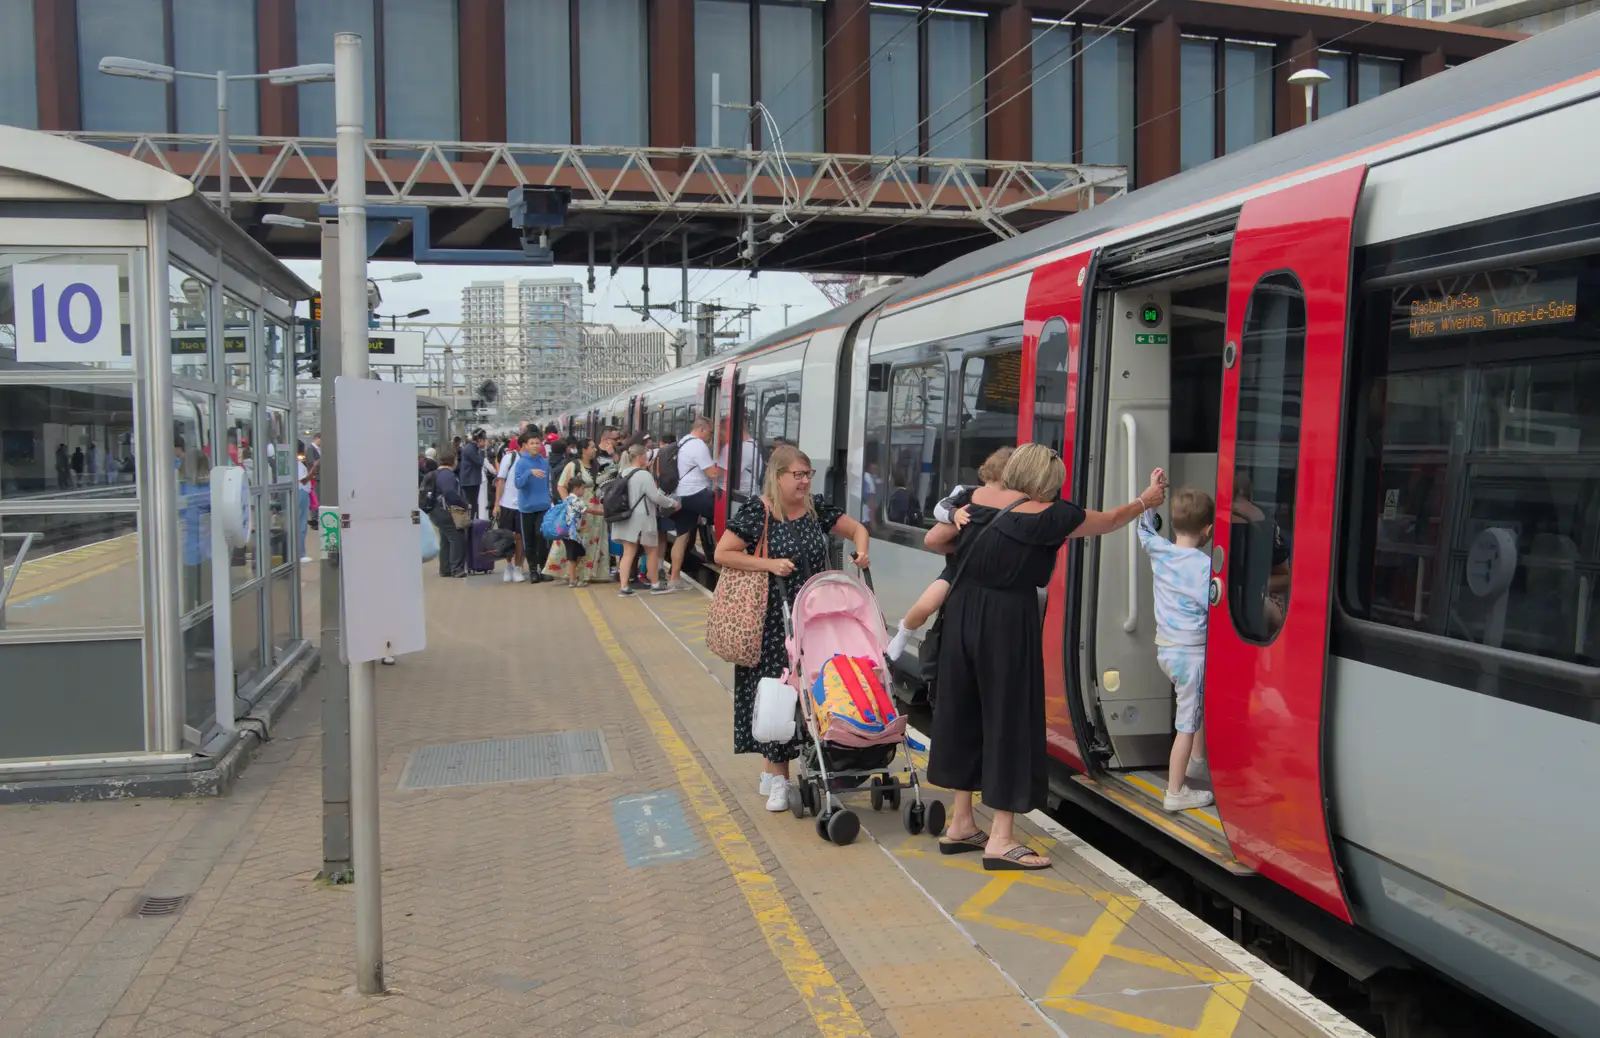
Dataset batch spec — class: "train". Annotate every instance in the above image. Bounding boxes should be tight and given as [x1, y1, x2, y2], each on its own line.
[545, 21, 1600, 1038]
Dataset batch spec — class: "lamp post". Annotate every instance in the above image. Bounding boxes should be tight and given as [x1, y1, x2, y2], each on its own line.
[98, 56, 335, 215]
[1288, 67, 1332, 124]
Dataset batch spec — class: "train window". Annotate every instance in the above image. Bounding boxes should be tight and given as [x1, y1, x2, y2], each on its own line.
[1226, 272, 1305, 646]
[1033, 318, 1070, 454]
[1343, 254, 1600, 667]
[957, 349, 1022, 485]
[874, 361, 946, 529]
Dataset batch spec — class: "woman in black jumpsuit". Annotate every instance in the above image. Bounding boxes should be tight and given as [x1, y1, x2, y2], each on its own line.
[926, 443, 1167, 870]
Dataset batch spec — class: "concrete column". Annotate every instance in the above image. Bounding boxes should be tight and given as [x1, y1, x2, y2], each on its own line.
[1135, 16, 1181, 188]
[987, 1, 1032, 170]
[824, 0, 871, 156]
[1276, 32, 1320, 133]
[460, 0, 507, 142]
[33, 0, 80, 131]
[257, 0, 300, 137]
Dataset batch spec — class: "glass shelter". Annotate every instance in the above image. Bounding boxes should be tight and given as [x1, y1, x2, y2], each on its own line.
[0, 127, 313, 776]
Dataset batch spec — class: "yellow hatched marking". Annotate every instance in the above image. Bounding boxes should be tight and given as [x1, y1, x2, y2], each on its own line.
[905, 848, 1254, 1036]
[1123, 773, 1226, 834]
[577, 595, 871, 1038]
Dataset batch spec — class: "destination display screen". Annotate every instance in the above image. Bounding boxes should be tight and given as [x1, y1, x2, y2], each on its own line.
[976, 350, 1022, 411]
[1404, 271, 1578, 340]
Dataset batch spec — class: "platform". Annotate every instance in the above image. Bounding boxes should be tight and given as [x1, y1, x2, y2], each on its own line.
[0, 565, 1370, 1037]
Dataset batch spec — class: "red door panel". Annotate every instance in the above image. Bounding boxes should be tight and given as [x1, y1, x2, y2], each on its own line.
[712, 363, 737, 539]
[1023, 252, 1095, 774]
[1207, 166, 1365, 923]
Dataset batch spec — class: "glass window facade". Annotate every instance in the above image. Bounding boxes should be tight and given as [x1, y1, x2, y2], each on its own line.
[759, 0, 824, 154]
[1030, 22, 1074, 166]
[1081, 26, 1134, 167]
[1357, 56, 1403, 103]
[1224, 42, 1273, 155]
[579, 0, 649, 146]
[174, 387, 213, 615]
[0, 1, 38, 129]
[77, 0, 168, 132]
[296, 0, 378, 137]
[0, 384, 138, 503]
[384, 0, 460, 140]
[696, 0, 753, 148]
[869, 7, 919, 157]
[927, 14, 986, 162]
[1179, 38, 1216, 171]
[223, 292, 254, 392]
[0, 513, 143, 631]
[1319, 52, 1350, 118]
[506, 0, 572, 144]
[172, 0, 258, 137]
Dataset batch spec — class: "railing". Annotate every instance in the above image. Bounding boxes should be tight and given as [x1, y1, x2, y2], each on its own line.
[55, 132, 1129, 240]
[0, 533, 37, 631]
[1279, 0, 1482, 19]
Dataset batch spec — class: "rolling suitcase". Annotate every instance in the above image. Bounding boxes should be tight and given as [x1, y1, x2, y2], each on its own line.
[467, 518, 497, 574]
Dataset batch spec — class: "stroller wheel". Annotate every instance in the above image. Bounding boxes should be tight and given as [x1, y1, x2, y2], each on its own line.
[800, 780, 818, 816]
[925, 798, 947, 838]
[884, 779, 903, 812]
[828, 809, 861, 846]
[815, 810, 833, 842]
[902, 799, 925, 836]
[789, 780, 807, 819]
[869, 776, 885, 812]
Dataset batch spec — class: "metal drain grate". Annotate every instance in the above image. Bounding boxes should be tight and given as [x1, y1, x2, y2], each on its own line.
[398, 731, 612, 791]
[133, 894, 189, 918]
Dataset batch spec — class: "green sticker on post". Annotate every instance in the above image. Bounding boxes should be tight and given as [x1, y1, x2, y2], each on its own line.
[318, 506, 342, 555]
[1135, 333, 1170, 345]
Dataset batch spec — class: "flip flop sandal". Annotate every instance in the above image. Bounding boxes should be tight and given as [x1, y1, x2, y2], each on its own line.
[937, 829, 989, 855]
[982, 844, 1051, 872]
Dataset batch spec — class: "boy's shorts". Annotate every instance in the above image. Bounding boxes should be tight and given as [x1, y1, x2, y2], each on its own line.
[1156, 645, 1205, 735]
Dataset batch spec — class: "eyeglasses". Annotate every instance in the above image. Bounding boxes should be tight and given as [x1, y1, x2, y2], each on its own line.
[786, 470, 815, 481]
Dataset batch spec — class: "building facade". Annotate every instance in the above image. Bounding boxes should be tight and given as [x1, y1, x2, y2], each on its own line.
[460, 277, 585, 417]
[578, 325, 673, 401]
[4, 0, 1519, 192]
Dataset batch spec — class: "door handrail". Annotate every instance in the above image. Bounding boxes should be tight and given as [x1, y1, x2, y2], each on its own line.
[1121, 412, 1139, 633]
[0, 532, 39, 630]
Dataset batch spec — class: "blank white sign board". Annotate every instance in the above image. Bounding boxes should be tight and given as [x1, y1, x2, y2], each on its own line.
[333, 377, 426, 662]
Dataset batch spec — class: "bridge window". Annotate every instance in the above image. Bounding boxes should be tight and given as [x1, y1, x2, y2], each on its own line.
[1030, 24, 1074, 173]
[760, 1, 824, 155]
[696, 0, 752, 152]
[383, 0, 460, 140]
[1227, 273, 1305, 646]
[0, 2, 37, 129]
[1223, 41, 1273, 155]
[1176, 37, 1273, 169]
[296, 0, 379, 137]
[174, 0, 258, 137]
[77, 0, 167, 133]
[579, 0, 649, 147]
[506, 0, 572, 145]
[1318, 52, 1350, 118]
[1357, 56, 1403, 103]
[871, 6, 987, 163]
[1031, 20, 1134, 169]
[927, 12, 985, 163]
[1179, 38, 1214, 172]
[1081, 25, 1134, 168]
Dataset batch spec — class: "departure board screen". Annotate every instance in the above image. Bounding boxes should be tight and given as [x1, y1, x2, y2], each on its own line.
[1404, 271, 1578, 340]
[976, 349, 1022, 411]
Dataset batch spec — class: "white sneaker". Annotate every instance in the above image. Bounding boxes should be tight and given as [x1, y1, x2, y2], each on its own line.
[502, 567, 514, 583]
[887, 621, 912, 661]
[299, 556, 312, 564]
[512, 568, 527, 583]
[759, 773, 773, 796]
[765, 777, 790, 812]
[1162, 786, 1214, 812]
[1186, 757, 1210, 782]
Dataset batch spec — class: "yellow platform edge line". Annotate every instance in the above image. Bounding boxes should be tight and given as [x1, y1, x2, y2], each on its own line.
[577, 594, 872, 1038]
[1122, 773, 1227, 834]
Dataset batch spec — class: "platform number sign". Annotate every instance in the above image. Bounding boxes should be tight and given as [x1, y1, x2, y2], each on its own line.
[14, 264, 123, 364]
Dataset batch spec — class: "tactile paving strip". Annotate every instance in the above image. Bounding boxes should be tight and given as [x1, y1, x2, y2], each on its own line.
[397, 730, 612, 790]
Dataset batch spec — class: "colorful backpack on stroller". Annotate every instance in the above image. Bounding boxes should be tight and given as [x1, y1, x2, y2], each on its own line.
[809, 655, 906, 748]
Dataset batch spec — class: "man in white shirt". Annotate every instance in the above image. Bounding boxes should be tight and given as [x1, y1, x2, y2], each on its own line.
[667, 417, 722, 589]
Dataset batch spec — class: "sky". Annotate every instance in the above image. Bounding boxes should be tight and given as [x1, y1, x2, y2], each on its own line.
[281, 259, 835, 343]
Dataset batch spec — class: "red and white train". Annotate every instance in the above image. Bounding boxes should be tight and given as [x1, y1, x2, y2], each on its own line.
[551, 23, 1600, 1037]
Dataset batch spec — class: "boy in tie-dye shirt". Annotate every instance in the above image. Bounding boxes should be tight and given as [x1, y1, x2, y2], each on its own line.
[1137, 484, 1216, 813]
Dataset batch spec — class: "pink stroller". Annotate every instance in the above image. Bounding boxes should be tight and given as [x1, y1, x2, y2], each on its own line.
[780, 568, 947, 846]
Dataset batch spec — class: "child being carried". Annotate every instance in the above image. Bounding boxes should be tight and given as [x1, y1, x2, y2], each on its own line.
[886, 446, 1014, 661]
[1137, 479, 1215, 813]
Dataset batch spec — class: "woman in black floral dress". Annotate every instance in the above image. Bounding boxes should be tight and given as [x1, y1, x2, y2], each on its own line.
[715, 445, 871, 814]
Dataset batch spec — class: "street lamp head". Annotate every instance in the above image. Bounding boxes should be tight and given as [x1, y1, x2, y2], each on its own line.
[405, 309, 432, 319]
[262, 214, 312, 229]
[1288, 68, 1332, 86]
[267, 63, 336, 85]
[384, 272, 424, 283]
[98, 56, 176, 83]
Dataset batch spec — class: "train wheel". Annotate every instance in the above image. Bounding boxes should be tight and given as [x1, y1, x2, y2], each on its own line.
[828, 809, 860, 846]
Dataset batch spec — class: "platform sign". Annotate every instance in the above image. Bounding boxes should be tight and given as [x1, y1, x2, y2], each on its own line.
[367, 330, 425, 367]
[14, 264, 123, 363]
[1135, 333, 1169, 345]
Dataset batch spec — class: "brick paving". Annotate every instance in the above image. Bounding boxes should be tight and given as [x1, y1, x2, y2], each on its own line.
[0, 567, 893, 1038]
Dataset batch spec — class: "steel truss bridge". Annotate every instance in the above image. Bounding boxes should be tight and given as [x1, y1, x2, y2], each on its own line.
[57, 132, 1126, 276]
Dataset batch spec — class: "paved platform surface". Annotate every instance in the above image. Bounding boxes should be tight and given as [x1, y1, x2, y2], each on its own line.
[0, 562, 1368, 1038]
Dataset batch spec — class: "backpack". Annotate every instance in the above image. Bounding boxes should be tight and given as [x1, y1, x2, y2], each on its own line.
[418, 469, 438, 513]
[655, 442, 683, 495]
[808, 655, 906, 748]
[601, 469, 643, 523]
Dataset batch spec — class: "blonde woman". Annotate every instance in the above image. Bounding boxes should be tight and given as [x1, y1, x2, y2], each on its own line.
[924, 442, 1165, 870]
[714, 445, 871, 813]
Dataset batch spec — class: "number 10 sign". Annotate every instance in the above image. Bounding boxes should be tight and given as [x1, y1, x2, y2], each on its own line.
[14, 264, 124, 364]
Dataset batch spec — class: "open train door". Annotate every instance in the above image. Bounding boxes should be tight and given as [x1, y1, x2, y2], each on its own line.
[1207, 167, 1365, 923]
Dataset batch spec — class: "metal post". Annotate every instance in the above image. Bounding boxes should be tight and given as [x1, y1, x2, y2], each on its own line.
[318, 220, 350, 880]
[215, 71, 230, 216]
[711, 72, 720, 149]
[335, 30, 384, 997]
[1303, 83, 1317, 123]
[680, 231, 689, 323]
